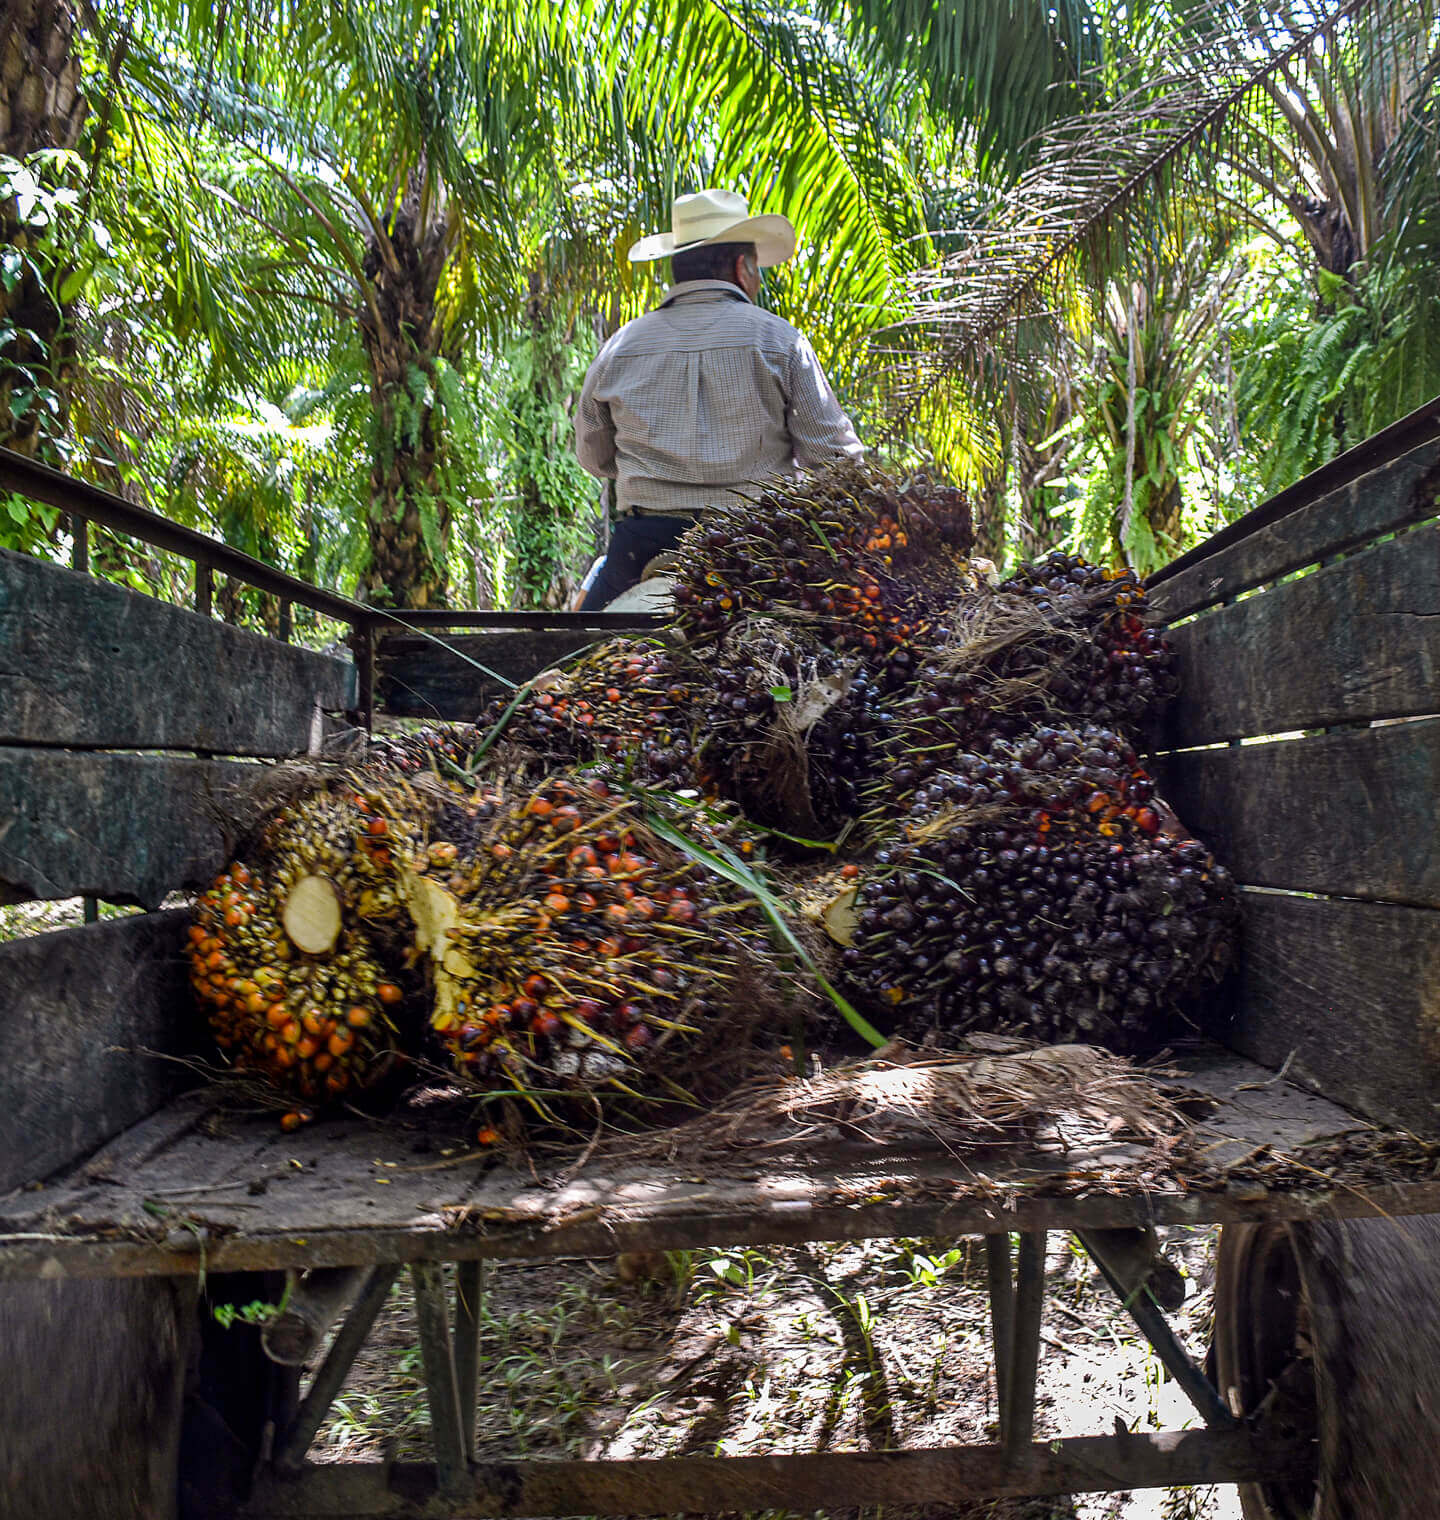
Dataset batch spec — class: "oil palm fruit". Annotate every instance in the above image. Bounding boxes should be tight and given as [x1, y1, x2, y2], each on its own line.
[395, 772, 764, 1104]
[996, 551, 1177, 731]
[864, 555, 1176, 825]
[694, 618, 885, 838]
[485, 639, 702, 788]
[188, 788, 414, 1110]
[670, 463, 977, 690]
[840, 726, 1235, 1050]
[367, 723, 486, 778]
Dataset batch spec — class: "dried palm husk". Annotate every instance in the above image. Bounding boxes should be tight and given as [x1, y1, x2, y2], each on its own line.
[606, 1035, 1183, 1161]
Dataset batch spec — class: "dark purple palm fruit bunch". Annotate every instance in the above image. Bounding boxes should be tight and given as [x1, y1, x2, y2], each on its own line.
[691, 620, 888, 838]
[862, 553, 1177, 826]
[996, 551, 1177, 732]
[839, 724, 1237, 1051]
[669, 462, 976, 692]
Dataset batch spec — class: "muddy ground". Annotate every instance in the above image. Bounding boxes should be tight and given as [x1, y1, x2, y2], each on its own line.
[306, 1226, 1240, 1519]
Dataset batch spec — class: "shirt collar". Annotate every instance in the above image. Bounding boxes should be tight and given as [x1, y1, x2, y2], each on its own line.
[659, 279, 752, 308]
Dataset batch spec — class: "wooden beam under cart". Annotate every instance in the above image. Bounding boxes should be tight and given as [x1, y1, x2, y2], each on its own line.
[238, 1430, 1312, 1516]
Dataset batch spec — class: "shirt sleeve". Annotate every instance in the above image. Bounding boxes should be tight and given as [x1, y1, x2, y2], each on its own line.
[574, 357, 617, 480]
[785, 335, 865, 468]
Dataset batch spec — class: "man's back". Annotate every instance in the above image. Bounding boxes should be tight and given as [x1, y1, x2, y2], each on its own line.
[576, 279, 862, 517]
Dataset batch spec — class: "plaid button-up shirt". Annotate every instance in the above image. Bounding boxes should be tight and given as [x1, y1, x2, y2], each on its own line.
[574, 280, 864, 517]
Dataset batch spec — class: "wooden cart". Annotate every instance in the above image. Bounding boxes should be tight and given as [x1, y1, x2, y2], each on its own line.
[2, 401, 1439, 1519]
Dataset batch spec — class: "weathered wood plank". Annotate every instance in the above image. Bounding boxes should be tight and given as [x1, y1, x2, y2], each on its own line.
[237, 1430, 1313, 1516]
[0, 750, 264, 906]
[0, 547, 356, 752]
[1155, 719, 1440, 906]
[0, 911, 194, 1190]
[7, 1170, 1437, 1283]
[1216, 892, 1440, 1135]
[1149, 435, 1440, 622]
[1161, 526, 1440, 746]
[375, 630, 646, 720]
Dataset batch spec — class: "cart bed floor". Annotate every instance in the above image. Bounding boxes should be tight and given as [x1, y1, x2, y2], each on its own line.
[4, 1044, 1438, 1279]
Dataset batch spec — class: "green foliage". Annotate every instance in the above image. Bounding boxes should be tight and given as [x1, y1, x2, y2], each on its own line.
[501, 312, 599, 608]
[0, 0, 1430, 604]
[0, 149, 117, 548]
[1235, 251, 1440, 498]
[212, 1297, 283, 1330]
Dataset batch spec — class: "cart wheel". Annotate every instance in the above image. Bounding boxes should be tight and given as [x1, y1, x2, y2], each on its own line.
[1213, 1217, 1440, 1520]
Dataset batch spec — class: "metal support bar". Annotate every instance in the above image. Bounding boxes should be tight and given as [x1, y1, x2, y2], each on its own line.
[350, 623, 375, 732]
[1078, 1230, 1235, 1429]
[1079, 1226, 1185, 1311]
[454, 1260, 484, 1463]
[278, 599, 293, 643]
[247, 1427, 1319, 1515]
[70, 513, 88, 572]
[411, 1262, 470, 1494]
[273, 1264, 399, 1474]
[984, 1233, 1014, 1436]
[82, 897, 98, 924]
[1005, 1232, 1047, 1458]
[196, 560, 213, 617]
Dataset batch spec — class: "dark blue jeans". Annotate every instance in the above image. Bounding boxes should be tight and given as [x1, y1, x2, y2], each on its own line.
[580, 514, 691, 610]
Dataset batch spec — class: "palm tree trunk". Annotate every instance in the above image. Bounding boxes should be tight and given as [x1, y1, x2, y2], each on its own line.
[0, 0, 86, 459]
[0, 0, 85, 159]
[973, 461, 1008, 564]
[356, 184, 454, 610]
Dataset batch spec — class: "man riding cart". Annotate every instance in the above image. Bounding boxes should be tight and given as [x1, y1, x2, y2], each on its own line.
[574, 188, 864, 610]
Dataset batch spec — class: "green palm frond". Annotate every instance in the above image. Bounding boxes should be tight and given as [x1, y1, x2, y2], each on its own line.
[825, 0, 1107, 177]
[870, 0, 1380, 437]
[599, 0, 932, 370]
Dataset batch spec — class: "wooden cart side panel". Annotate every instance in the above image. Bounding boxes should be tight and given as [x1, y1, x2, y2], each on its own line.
[1213, 892, 1440, 1135]
[1154, 719, 1440, 907]
[0, 547, 356, 754]
[0, 910, 192, 1191]
[0, 752, 268, 908]
[375, 630, 618, 720]
[1160, 524, 1440, 747]
[1148, 434, 1440, 622]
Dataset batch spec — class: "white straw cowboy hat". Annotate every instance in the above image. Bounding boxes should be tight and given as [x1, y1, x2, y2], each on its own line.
[627, 188, 796, 268]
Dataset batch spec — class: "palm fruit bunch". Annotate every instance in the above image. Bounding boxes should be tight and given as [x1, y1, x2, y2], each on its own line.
[394, 772, 768, 1104]
[898, 724, 1161, 840]
[483, 639, 701, 788]
[863, 555, 1175, 825]
[367, 723, 485, 778]
[838, 727, 1236, 1049]
[187, 787, 418, 1115]
[995, 551, 1176, 730]
[694, 620, 886, 837]
[670, 463, 977, 689]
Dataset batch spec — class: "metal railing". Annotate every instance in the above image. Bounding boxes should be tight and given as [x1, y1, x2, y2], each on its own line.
[0, 446, 665, 722]
[0, 446, 664, 631]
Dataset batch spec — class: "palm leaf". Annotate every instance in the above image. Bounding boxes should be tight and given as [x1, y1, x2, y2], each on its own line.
[869, 0, 1377, 439]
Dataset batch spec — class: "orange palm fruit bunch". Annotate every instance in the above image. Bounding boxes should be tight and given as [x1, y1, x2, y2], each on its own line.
[188, 788, 417, 1112]
[396, 772, 764, 1106]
